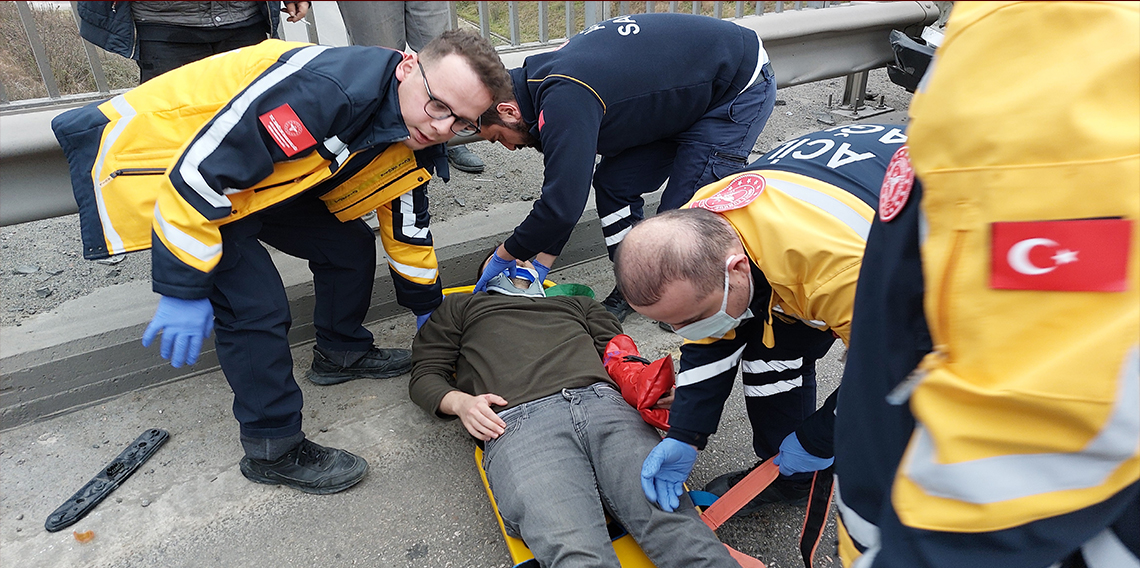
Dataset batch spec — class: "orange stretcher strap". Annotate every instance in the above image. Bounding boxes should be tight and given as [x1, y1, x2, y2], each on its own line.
[700, 457, 781, 531]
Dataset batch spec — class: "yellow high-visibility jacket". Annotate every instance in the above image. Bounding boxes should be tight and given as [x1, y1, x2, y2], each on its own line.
[836, 2, 1139, 567]
[52, 39, 444, 313]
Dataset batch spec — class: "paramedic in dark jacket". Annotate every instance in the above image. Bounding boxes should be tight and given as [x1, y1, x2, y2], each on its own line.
[51, 31, 511, 494]
[471, 12, 776, 322]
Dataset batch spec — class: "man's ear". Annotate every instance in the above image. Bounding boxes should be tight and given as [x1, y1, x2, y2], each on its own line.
[394, 51, 417, 82]
[497, 101, 523, 124]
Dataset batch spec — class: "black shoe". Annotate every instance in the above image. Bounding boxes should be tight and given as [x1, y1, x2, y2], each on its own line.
[308, 346, 412, 386]
[447, 145, 485, 173]
[240, 439, 368, 495]
[601, 286, 635, 323]
[704, 461, 812, 515]
[657, 320, 674, 332]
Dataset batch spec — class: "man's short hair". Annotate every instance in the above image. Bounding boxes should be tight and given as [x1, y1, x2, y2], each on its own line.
[615, 208, 738, 306]
[419, 29, 513, 105]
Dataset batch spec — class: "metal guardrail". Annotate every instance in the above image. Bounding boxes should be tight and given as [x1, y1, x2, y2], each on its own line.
[0, 1, 939, 226]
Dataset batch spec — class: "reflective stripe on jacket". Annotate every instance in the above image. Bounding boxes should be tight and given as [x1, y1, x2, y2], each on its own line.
[896, 0, 1140, 534]
[52, 40, 443, 313]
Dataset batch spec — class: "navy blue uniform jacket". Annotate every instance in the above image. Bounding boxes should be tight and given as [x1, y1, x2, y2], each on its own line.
[503, 13, 762, 261]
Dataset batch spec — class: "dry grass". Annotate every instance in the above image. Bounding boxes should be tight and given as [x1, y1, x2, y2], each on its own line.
[1, 1, 137, 104]
[2, 1, 786, 103]
[455, 1, 783, 46]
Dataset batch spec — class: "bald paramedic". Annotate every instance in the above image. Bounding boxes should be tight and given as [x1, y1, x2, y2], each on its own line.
[471, 12, 776, 322]
[614, 125, 905, 511]
[52, 30, 510, 494]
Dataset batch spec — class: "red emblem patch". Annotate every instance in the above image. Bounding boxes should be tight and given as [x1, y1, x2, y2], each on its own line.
[538, 110, 546, 132]
[991, 218, 1133, 292]
[879, 146, 914, 222]
[690, 173, 766, 213]
[259, 104, 316, 157]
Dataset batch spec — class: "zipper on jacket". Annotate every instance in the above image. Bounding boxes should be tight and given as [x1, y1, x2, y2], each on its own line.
[99, 168, 165, 187]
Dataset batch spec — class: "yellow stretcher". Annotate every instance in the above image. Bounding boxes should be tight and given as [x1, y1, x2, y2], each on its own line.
[474, 446, 657, 568]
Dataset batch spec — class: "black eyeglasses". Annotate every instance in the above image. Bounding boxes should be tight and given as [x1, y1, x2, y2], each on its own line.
[418, 61, 481, 136]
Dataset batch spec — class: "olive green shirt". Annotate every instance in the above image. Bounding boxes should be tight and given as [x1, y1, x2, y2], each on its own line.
[409, 293, 622, 419]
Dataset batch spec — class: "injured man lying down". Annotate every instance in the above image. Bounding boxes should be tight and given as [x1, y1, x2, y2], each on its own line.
[409, 256, 741, 567]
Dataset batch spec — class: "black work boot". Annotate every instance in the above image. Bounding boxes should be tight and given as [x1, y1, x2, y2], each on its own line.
[601, 286, 635, 323]
[240, 439, 368, 495]
[308, 345, 412, 386]
[704, 461, 812, 515]
[447, 145, 485, 173]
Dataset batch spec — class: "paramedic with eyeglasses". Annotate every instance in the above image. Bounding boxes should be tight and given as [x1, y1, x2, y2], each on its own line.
[52, 30, 510, 494]
[613, 125, 905, 512]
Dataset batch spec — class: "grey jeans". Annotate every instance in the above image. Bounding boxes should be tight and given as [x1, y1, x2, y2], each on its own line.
[483, 383, 738, 568]
[336, 1, 449, 52]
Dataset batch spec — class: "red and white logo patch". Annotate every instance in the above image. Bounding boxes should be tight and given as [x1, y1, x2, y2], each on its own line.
[879, 146, 914, 222]
[259, 104, 316, 157]
[691, 173, 765, 213]
[991, 218, 1133, 292]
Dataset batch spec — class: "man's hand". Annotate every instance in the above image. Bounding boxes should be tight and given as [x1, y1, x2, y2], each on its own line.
[441, 391, 509, 441]
[141, 296, 214, 368]
[473, 247, 517, 293]
[641, 438, 697, 512]
[772, 432, 834, 476]
[651, 388, 675, 410]
[282, 2, 310, 22]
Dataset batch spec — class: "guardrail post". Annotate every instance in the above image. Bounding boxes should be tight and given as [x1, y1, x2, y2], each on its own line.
[16, 1, 61, 100]
[537, 2, 548, 42]
[68, 1, 110, 95]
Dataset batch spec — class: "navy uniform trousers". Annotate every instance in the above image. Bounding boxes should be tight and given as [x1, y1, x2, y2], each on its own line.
[209, 192, 376, 459]
[590, 64, 778, 259]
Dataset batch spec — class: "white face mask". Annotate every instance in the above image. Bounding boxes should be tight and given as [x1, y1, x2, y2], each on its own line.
[486, 266, 546, 298]
[670, 256, 753, 341]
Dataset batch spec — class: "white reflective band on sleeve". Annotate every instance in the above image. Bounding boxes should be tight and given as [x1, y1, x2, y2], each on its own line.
[1083, 527, 1140, 568]
[905, 346, 1140, 504]
[604, 227, 631, 247]
[744, 377, 803, 397]
[737, 31, 769, 95]
[676, 344, 746, 387]
[600, 205, 631, 228]
[743, 357, 804, 374]
[153, 204, 223, 263]
[323, 135, 349, 166]
[767, 178, 871, 240]
[93, 95, 138, 255]
[835, 477, 881, 554]
[179, 46, 331, 210]
[398, 193, 428, 240]
[386, 256, 437, 281]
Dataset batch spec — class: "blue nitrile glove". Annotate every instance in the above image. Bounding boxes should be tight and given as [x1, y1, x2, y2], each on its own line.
[141, 296, 214, 368]
[532, 259, 551, 284]
[641, 438, 698, 512]
[772, 432, 834, 476]
[473, 251, 516, 293]
[416, 311, 432, 330]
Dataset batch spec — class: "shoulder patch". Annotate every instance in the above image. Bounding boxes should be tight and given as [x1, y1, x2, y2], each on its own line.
[879, 146, 913, 222]
[259, 104, 316, 157]
[691, 173, 766, 212]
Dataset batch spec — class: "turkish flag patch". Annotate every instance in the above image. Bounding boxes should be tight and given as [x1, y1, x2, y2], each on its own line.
[259, 104, 316, 157]
[991, 218, 1132, 292]
[691, 173, 765, 213]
